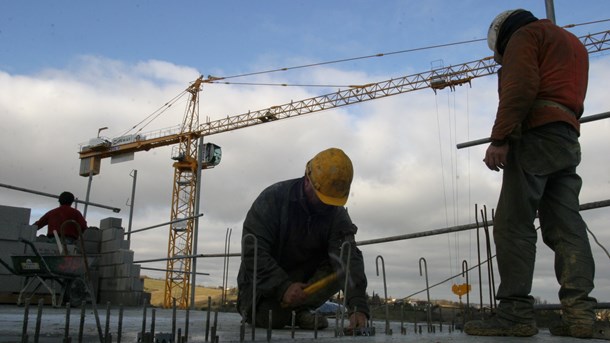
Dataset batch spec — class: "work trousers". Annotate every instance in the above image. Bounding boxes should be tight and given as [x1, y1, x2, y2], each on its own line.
[493, 122, 596, 325]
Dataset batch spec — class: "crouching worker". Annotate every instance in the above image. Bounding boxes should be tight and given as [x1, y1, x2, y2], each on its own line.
[237, 148, 369, 330]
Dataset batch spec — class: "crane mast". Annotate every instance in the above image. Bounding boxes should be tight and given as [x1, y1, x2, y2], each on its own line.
[76, 29, 609, 309]
[165, 77, 203, 308]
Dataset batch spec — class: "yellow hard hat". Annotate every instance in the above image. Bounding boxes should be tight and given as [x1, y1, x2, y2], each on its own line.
[305, 148, 353, 206]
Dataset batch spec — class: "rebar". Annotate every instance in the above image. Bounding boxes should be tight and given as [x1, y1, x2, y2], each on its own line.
[375, 255, 390, 335]
[338, 241, 352, 333]
[35, 298, 43, 343]
[206, 296, 211, 341]
[64, 302, 71, 342]
[21, 299, 29, 343]
[242, 233, 258, 341]
[418, 257, 432, 332]
[117, 305, 123, 343]
[79, 305, 85, 343]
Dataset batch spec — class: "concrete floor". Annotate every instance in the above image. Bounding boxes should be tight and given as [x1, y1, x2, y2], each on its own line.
[0, 304, 607, 342]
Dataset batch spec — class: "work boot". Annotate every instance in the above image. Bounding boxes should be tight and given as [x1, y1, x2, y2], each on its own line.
[464, 316, 538, 337]
[295, 310, 328, 330]
[550, 320, 610, 340]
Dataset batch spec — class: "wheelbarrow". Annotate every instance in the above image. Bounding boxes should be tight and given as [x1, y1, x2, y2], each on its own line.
[0, 237, 96, 307]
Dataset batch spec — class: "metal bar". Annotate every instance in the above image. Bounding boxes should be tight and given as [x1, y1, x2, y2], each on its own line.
[127, 169, 137, 240]
[357, 199, 610, 246]
[139, 266, 209, 276]
[135, 254, 209, 264]
[0, 182, 121, 213]
[241, 233, 258, 341]
[64, 302, 71, 342]
[474, 204, 484, 319]
[129, 214, 204, 235]
[456, 111, 610, 149]
[419, 257, 432, 332]
[117, 305, 124, 343]
[375, 255, 390, 335]
[545, 0, 556, 24]
[21, 300, 30, 343]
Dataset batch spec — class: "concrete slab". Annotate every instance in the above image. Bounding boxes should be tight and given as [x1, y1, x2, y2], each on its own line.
[0, 304, 607, 343]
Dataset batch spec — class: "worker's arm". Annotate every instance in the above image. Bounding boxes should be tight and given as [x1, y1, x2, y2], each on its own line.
[241, 185, 292, 301]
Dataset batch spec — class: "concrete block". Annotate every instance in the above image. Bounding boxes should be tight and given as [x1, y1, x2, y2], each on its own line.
[99, 250, 134, 267]
[99, 218, 122, 230]
[83, 241, 100, 254]
[99, 276, 142, 291]
[131, 264, 141, 278]
[0, 205, 32, 241]
[101, 227, 124, 242]
[98, 264, 138, 278]
[0, 239, 28, 271]
[100, 239, 123, 253]
[83, 228, 102, 242]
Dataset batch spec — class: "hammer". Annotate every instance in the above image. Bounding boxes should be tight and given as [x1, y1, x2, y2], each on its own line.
[303, 272, 339, 296]
[303, 253, 353, 297]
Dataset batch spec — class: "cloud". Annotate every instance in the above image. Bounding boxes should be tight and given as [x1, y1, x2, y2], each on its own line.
[1, 53, 609, 305]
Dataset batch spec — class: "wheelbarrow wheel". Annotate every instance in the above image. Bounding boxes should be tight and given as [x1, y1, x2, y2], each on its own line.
[66, 278, 88, 307]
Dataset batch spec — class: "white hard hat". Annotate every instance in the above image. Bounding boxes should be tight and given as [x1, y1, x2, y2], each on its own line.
[487, 9, 524, 53]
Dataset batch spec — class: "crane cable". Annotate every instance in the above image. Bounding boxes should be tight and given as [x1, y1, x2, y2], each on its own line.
[120, 19, 610, 137]
[205, 38, 487, 82]
[202, 19, 610, 87]
[120, 89, 190, 137]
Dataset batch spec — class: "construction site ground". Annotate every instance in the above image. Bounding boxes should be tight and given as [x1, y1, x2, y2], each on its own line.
[1, 304, 608, 343]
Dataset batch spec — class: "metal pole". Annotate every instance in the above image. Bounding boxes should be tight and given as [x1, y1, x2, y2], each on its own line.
[83, 173, 93, 218]
[190, 136, 204, 309]
[129, 214, 204, 235]
[0, 183, 120, 212]
[545, 0, 556, 24]
[127, 169, 138, 240]
[456, 111, 610, 149]
[357, 199, 610, 246]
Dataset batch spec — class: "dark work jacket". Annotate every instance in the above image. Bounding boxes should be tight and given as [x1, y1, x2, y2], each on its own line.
[237, 177, 369, 316]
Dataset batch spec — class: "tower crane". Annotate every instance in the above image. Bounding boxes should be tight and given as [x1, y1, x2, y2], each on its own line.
[77, 29, 610, 309]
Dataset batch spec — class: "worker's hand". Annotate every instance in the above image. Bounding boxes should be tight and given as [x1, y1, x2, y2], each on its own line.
[282, 282, 308, 306]
[484, 143, 509, 171]
[348, 311, 367, 329]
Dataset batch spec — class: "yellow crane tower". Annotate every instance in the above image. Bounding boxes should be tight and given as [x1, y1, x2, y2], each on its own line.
[77, 29, 609, 309]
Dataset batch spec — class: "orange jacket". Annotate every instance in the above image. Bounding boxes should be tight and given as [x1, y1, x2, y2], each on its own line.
[491, 19, 589, 142]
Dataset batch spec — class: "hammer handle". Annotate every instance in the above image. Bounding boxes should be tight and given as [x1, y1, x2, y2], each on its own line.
[303, 273, 337, 296]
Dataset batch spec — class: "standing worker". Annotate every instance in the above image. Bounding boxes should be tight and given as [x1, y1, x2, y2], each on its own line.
[237, 148, 369, 330]
[32, 191, 88, 244]
[464, 9, 599, 338]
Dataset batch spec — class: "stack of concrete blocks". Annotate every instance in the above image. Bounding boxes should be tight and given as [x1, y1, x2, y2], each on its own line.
[0, 205, 90, 303]
[0, 205, 33, 301]
[96, 217, 149, 306]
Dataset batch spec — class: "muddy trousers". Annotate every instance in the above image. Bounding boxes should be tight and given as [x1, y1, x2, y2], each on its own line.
[493, 123, 596, 325]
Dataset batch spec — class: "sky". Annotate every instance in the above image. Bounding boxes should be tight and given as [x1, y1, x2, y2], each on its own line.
[1, 1, 609, 307]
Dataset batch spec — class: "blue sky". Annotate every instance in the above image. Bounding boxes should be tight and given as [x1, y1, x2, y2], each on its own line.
[1, 1, 609, 305]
